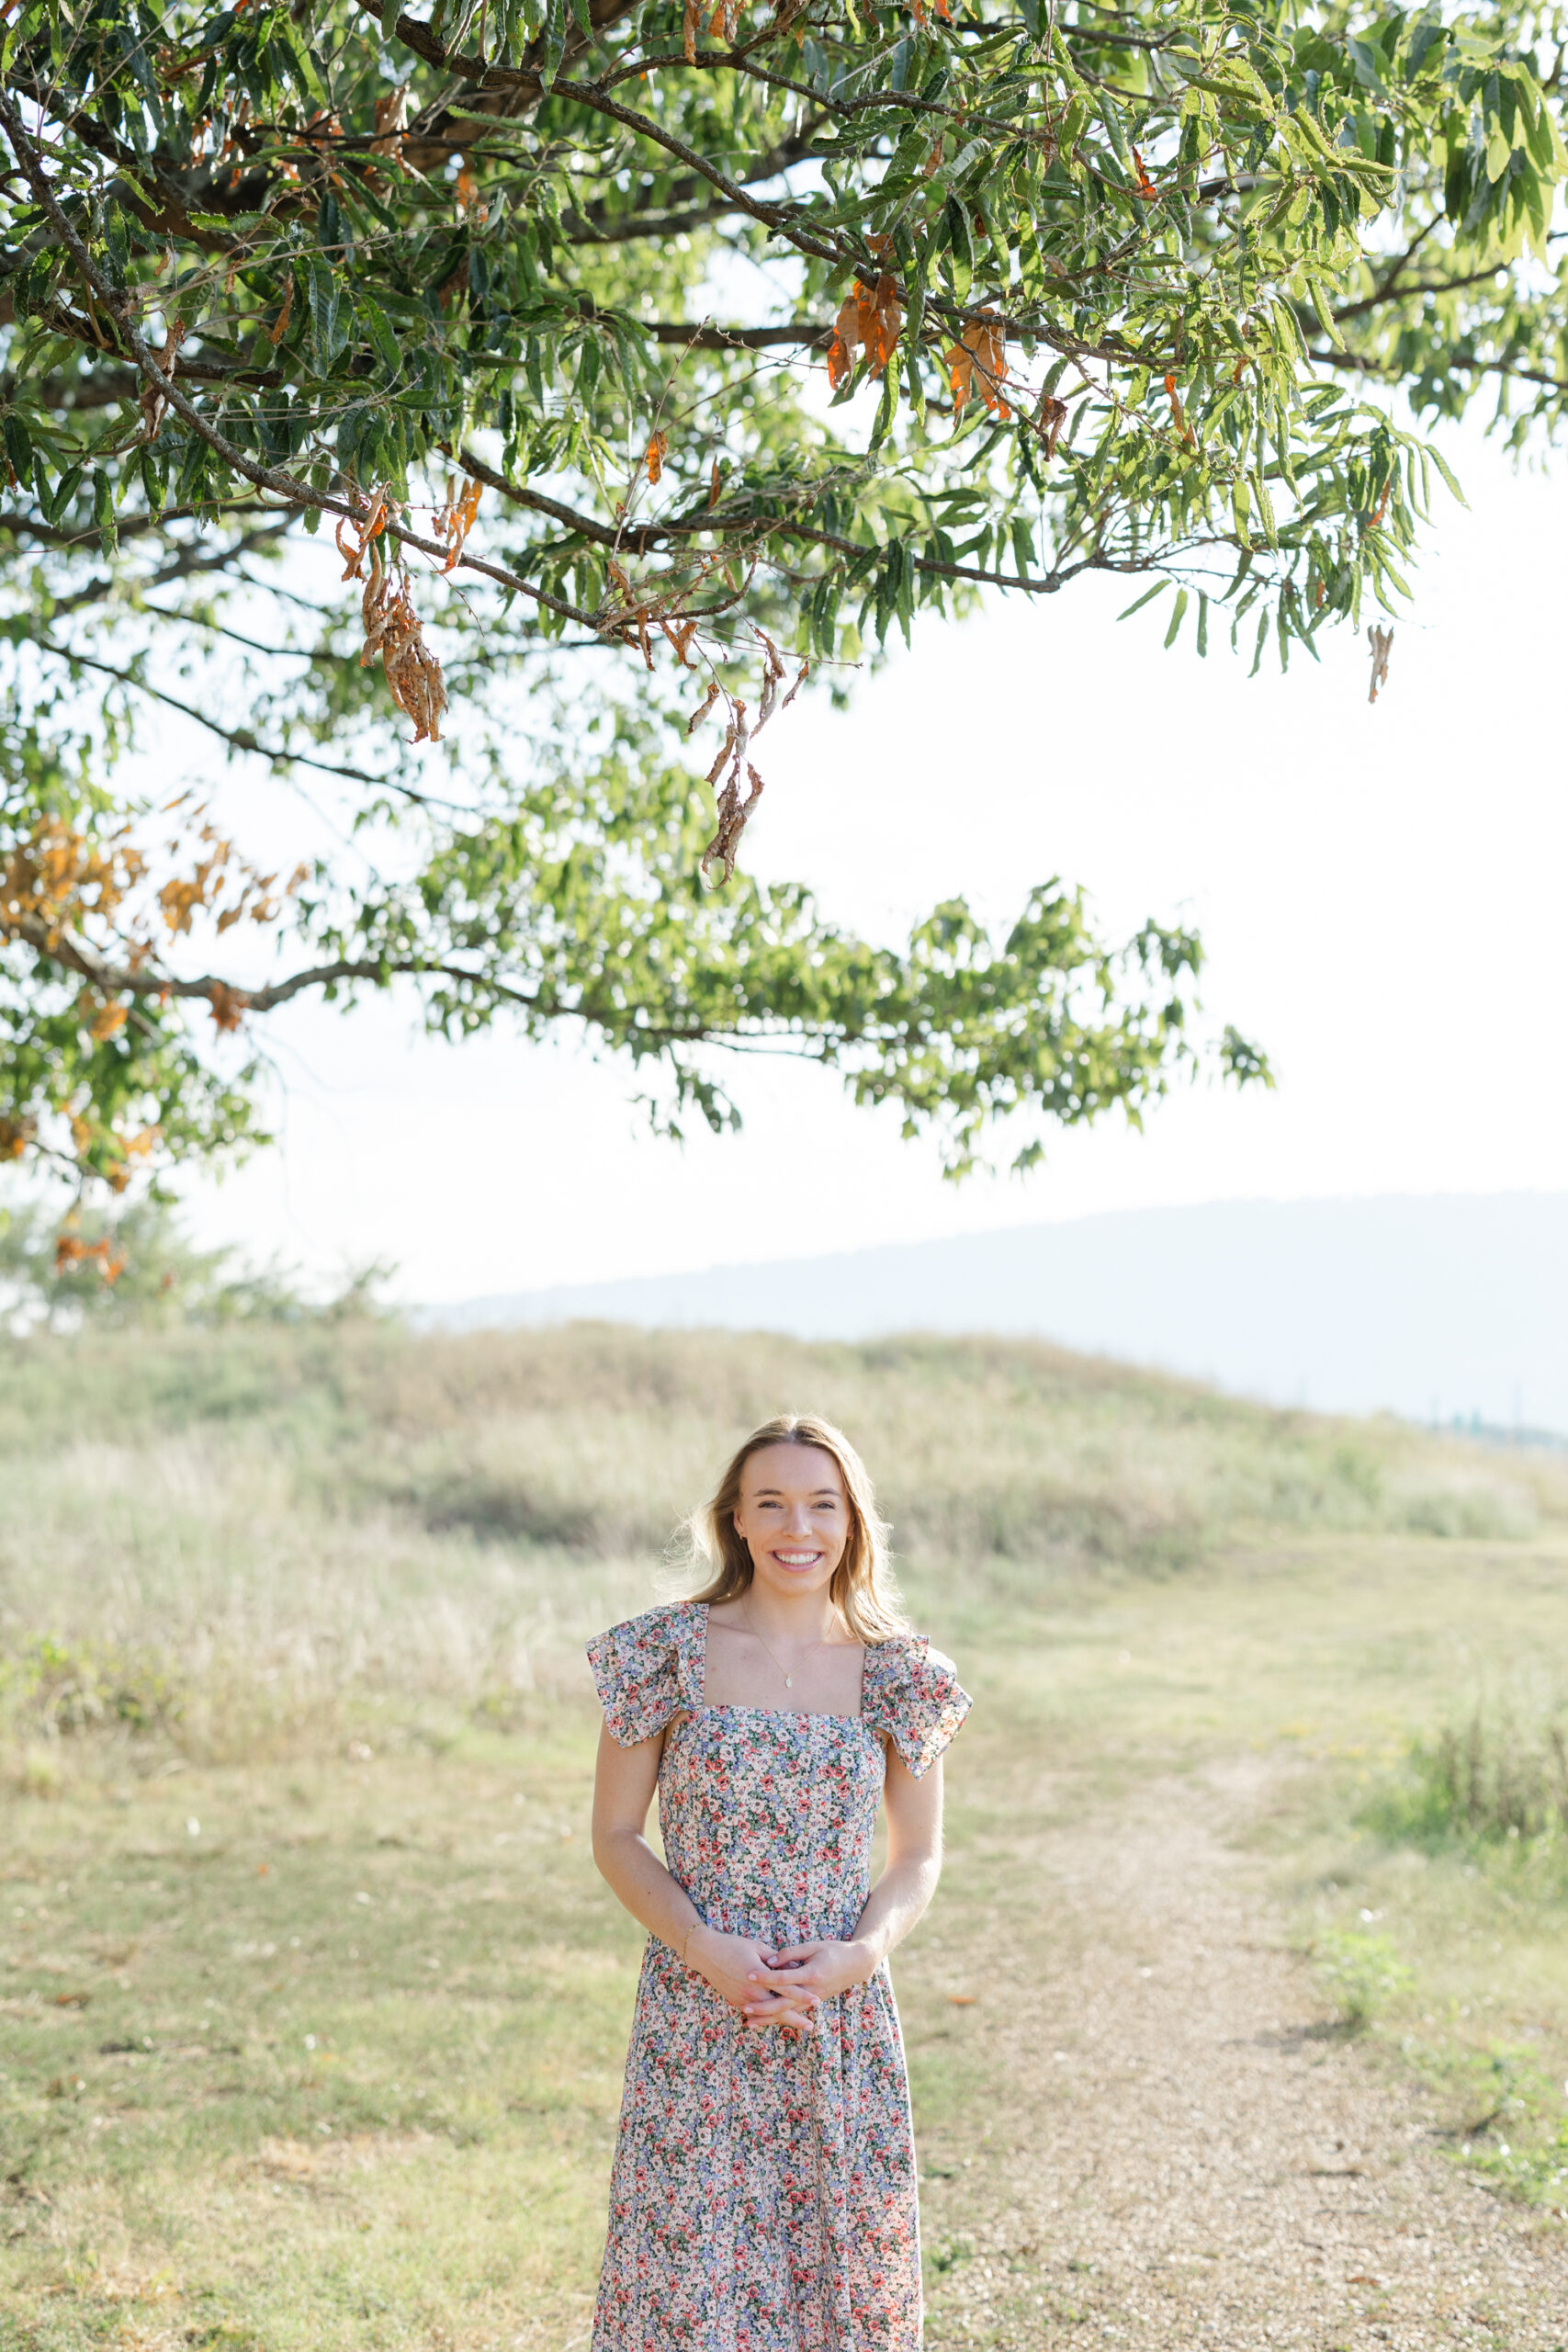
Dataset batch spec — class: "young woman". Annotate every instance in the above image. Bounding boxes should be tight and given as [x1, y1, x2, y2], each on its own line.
[587, 1413, 971, 2352]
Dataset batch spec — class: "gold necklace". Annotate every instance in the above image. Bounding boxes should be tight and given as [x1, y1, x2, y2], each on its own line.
[739, 1602, 826, 1692]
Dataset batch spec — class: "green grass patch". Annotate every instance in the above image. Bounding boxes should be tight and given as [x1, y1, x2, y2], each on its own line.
[6, 1319, 1568, 2341]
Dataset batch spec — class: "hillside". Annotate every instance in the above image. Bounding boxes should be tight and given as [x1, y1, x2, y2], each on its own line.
[3, 1318, 1564, 1759]
[426, 1193, 1568, 1433]
[6, 1319, 1568, 2349]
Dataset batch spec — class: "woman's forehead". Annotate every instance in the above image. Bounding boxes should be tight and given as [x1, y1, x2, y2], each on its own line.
[742, 1442, 845, 1495]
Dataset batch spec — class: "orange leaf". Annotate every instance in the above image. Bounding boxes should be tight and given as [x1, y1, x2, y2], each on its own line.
[646, 429, 670, 485]
[870, 274, 902, 372]
[208, 982, 250, 1033]
[1131, 144, 1157, 201]
[267, 275, 293, 345]
[946, 312, 1010, 421]
[708, 456, 722, 508]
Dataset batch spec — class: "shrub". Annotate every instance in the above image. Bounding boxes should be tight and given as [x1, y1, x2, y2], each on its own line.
[0, 1634, 182, 1741]
[1314, 1928, 1412, 2030]
[1400, 1710, 1568, 1846]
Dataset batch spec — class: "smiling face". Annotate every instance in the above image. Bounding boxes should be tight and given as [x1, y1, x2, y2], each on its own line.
[732, 1442, 852, 1608]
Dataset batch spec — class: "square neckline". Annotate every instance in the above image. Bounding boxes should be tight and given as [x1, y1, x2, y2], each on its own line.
[694, 1599, 869, 1723]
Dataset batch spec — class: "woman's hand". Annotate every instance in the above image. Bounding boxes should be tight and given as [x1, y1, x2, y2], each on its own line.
[740, 1938, 876, 2029]
[686, 1927, 816, 2031]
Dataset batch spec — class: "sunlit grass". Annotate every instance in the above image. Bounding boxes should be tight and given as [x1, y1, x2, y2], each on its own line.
[5, 1319, 1568, 2343]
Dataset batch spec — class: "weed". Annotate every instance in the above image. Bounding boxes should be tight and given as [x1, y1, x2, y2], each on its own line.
[0, 1635, 182, 1741]
[1312, 1928, 1413, 2030]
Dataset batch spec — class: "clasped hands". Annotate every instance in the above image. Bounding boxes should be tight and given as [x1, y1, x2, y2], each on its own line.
[687, 1926, 874, 2033]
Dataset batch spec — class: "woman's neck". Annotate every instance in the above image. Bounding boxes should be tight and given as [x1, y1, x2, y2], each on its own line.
[739, 1583, 849, 1647]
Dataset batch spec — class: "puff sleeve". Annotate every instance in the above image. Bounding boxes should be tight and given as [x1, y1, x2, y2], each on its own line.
[863, 1635, 972, 1779]
[586, 1603, 697, 1746]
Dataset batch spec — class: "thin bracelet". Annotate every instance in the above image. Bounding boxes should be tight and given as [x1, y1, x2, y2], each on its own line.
[681, 1920, 701, 1967]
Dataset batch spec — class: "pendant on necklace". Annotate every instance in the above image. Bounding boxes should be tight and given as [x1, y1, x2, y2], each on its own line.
[784, 1676, 794, 1689]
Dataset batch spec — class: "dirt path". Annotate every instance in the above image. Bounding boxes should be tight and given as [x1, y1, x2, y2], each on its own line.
[917, 1759, 1568, 2350]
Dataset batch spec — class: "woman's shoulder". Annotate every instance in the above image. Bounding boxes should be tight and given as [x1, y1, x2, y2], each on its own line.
[862, 1630, 971, 1779]
[863, 1626, 962, 1679]
[585, 1600, 704, 1744]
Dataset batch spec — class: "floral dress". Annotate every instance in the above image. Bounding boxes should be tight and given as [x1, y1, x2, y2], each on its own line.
[586, 1600, 971, 2352]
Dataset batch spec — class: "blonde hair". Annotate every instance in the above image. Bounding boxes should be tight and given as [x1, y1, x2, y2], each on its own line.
[686, 1414, 909, 1645]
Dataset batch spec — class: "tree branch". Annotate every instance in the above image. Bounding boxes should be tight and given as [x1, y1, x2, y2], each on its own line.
[372, 11, 1128, 364]
[49, 515, 299, 618]
[455, 445, 1065, 594]
[31, 635, 454, 806]
[0, 90, 604, 634]
[1310, 343, 1568, 397]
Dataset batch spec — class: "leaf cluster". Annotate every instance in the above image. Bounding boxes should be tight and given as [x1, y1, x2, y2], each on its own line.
[4, 0, 1560, 1188]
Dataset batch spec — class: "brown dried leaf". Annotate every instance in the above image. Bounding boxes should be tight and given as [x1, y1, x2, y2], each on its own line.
[701, 762, 764, 884]
[1367, 624, 1393, 706]
[687, 682, 721, 735]
[358, 543, 447, 742]
[372, 81, 410, 158]
[706, 714, 739, 786]
[1033, 390, 1068, 458]
[646, 429, 671, 486]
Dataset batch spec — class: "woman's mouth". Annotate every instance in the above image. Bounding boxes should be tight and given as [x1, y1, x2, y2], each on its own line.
[773, 1549, 824, 1570]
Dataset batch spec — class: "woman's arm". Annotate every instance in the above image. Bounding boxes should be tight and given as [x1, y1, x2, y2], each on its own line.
[590, 1721, 818, 2029]
[743, 1748, 944, 2024]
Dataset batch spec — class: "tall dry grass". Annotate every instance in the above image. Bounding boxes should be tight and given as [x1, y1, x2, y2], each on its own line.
[4, 1318, 1564, 1778]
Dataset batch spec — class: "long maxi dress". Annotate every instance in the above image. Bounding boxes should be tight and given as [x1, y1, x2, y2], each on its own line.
[586, 1599, 972, 2352]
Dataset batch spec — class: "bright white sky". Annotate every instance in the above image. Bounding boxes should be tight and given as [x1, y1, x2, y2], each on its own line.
[173, 414, 1567, 1306]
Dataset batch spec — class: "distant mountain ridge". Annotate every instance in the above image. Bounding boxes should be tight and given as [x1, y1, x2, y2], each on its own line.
[419, 1193, 1568, 1433]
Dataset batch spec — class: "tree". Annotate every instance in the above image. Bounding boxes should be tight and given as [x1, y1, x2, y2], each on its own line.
[1, 0, 1560, 1193]
[0, 1191, 375, 1326]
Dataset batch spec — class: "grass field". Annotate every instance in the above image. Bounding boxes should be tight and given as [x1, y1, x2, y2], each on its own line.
[5, 1322, 1568, 2348]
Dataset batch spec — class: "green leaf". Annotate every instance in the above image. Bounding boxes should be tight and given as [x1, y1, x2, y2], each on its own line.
[92, 469, 117, 557]
[1424, 443, 1468, 510]
[1117, 580, 1170, 622]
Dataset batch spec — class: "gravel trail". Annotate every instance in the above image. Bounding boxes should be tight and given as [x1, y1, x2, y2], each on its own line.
[917, 1760, 1568, 2350]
